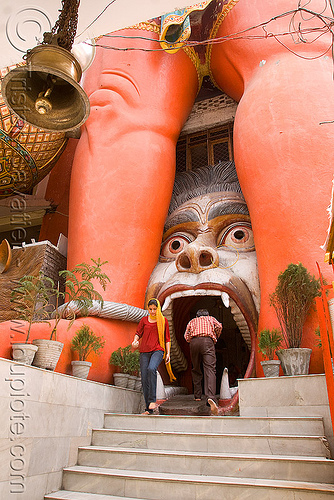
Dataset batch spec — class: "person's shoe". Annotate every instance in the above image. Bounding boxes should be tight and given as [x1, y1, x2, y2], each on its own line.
[208, 398, 219, 416]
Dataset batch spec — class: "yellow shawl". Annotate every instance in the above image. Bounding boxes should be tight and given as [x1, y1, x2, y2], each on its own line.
[150, 299, 176, 382]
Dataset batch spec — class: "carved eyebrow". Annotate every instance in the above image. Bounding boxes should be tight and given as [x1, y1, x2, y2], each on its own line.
[208, 202, 249, 220]
[164, 210, 199, 232]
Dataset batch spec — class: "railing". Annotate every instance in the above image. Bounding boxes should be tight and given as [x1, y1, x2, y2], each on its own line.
[315, 262, 334, 432]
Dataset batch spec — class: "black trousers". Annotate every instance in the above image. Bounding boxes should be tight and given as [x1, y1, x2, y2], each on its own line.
[189, 336, 217, 402]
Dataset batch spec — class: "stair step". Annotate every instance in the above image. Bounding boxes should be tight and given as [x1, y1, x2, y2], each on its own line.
[91, 428, 330, 458]
[77, 446, 334, 483]
[104, 413, 325, 436]
[45, 492, 142, 500]
[62, 466, 334, 499]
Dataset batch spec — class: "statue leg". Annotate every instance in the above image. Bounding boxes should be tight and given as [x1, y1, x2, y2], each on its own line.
[43, 28, 198, 381]
[69, 29, 198, 306]
[210, 2, 334, 366]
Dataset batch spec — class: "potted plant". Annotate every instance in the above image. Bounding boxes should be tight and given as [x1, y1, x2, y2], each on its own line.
[132, 349, 142, 391]
[10, 273, 56, 365]
[32, 258, 110, 371]
[110, 345, 136, 388]
[71, 324, 105, 379]
[270, 262, 320, 375]
[258, 328, 283, 377]
[126, 349, 141, 390]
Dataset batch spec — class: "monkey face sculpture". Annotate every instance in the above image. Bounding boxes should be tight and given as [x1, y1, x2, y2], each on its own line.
[146, 163, 260, 385]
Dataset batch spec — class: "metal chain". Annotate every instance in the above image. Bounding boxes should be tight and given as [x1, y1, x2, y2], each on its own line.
[50, 0, 80, 51]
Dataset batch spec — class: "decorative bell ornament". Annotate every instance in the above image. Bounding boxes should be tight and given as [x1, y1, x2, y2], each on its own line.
[1, 44, 90, 132]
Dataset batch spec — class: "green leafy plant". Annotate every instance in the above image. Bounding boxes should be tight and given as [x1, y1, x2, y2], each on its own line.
[71, 324, 105, 361]
[109, 345, 140, 375]
[258, 328, 283, 360]
[10, 273, 59, 343]
[127, 349, 140, 376]
[51, 258, 110, 340]
[270, 262, 321, 349]
[315, 326, 322, 349]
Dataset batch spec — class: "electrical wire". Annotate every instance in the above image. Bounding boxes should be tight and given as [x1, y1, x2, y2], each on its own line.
[76, 0, 117, 38]
[83, 6, 334, 62]
[210, 244, 240, 270]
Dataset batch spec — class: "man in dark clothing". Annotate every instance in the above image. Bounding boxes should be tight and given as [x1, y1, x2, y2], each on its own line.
[184, 309, 222, 415]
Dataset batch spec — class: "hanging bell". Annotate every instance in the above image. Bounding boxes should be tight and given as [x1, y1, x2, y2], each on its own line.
[2, 45, 90, 132]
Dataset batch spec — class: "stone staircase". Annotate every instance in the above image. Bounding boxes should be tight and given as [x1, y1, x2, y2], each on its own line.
[44, 412, 334, 499]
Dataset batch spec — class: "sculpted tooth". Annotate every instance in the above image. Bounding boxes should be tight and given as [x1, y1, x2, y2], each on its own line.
[163, 309, 173, 321]
[228, 299, 252, 350]
[221, 292, 230, 309]
[170, 291, 184, 301]
[199, 290, 221, 296]
[162, 295, 172, 311]
[165, 289, 221, 307]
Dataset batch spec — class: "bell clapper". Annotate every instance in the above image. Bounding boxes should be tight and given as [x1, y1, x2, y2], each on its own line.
[35, 75, 57, 115]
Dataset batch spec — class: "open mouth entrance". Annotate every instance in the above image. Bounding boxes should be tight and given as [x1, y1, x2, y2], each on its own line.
[169, 295, 251, 395]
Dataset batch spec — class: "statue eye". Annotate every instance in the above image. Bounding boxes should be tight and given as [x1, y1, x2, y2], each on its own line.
[161, 233, 193, 259]
[218, 223, 255, 251]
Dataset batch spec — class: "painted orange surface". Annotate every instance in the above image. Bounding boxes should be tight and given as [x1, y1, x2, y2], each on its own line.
[39, 138, 78, 246]
[210, 0, 334, 374]
[67, 29, 199, 306]
[0, 318, 137, 383]
[34, 2, 334, 380]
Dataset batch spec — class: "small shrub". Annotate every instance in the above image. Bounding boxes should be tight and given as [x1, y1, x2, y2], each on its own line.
[270, 263, 320, 348]
[51, 258, 110, 340]
[258, 328, 283, 360]
[71, 324, 105, 361]
[110, 345, 140, 375]
[10, 273, 58, 343]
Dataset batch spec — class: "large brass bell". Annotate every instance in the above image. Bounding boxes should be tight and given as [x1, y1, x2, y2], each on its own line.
[0, 239, 11, 273]
[2, 45, 90, 132]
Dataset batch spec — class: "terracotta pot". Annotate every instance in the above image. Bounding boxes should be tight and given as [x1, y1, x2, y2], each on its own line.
[260, 359, 280, 378]
[71, 360, 92, 379]
[32, 339, 63, 370]
[276, 348, 312, 376]
[12, 343, 38, 365]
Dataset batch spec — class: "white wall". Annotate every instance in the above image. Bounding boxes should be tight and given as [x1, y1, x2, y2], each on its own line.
[239, 374, 334, 455]
[0, 357, 142, 500]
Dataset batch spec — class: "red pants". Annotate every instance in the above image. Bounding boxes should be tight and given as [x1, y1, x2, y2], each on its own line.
[189, 336, 217, 402]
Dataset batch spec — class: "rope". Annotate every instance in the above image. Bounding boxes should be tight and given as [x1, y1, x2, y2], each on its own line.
[56, 299, 148, 322]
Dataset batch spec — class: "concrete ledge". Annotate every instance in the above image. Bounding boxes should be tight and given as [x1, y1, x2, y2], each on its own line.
[239, 374, 333, 454]
[0, 357, 142, 500]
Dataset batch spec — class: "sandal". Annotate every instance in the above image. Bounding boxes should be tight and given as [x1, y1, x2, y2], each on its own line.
[142, 408, 154, 414]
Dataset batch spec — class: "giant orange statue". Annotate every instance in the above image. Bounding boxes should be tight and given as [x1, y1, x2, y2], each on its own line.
[67, 0, 334, 368]
[1, 0, 333, 381]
